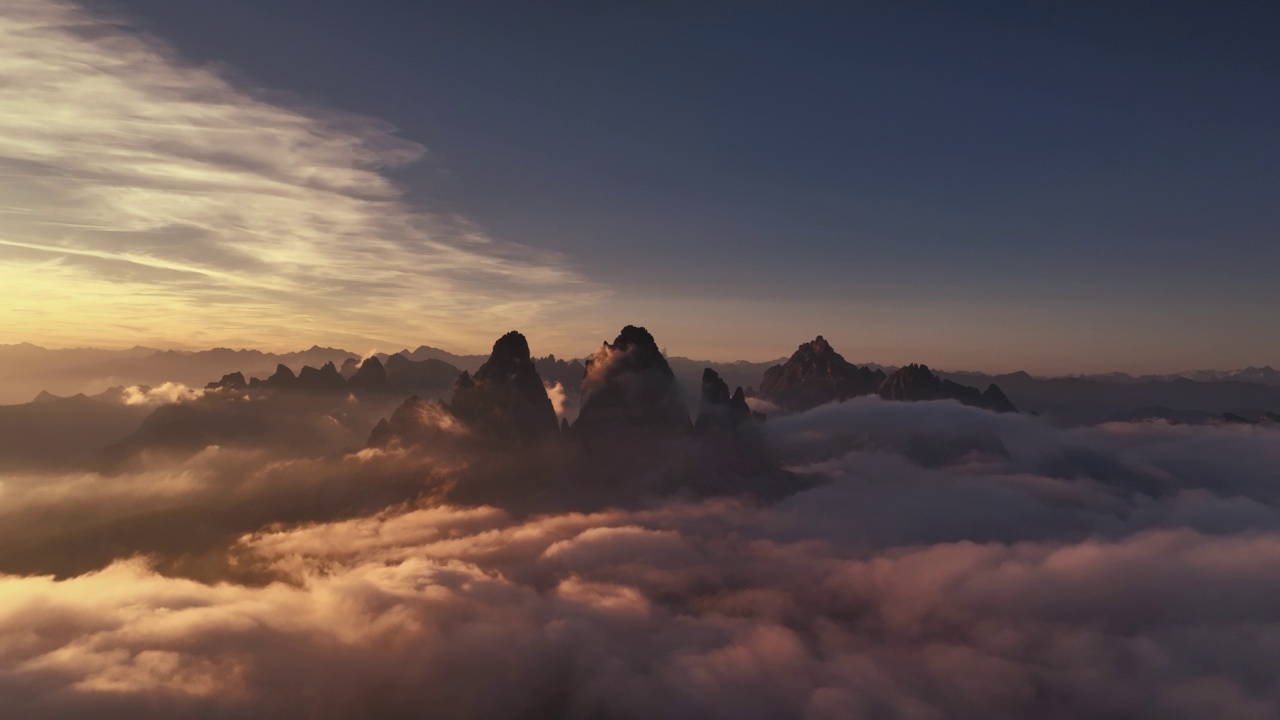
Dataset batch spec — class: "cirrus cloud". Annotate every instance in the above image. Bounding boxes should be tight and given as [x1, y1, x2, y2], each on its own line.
[0, 0, 603, 351]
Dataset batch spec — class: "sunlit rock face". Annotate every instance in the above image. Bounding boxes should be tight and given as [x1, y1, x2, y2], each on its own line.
[450, 331, 559, 443]
[368, 395, 471, 450]
[878, 363, 1017, 413]
[573, 325, 691, 434]
[757, 336, 885, 412]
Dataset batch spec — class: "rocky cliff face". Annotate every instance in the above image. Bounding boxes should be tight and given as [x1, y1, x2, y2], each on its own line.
[757, 336, 885, 411]
[689, 368, 786, 496]
[573, 325, 690, 434]
[450, 331, 559, 442]
[695, 368, 756, 433]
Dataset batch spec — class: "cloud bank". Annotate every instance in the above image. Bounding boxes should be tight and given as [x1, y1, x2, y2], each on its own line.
[0, 0, 600, 351]
[1, 395, 1280, 717]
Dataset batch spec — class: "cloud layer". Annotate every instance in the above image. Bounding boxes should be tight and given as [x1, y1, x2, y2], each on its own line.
[0, 0, 600, 351]
[1, 395, 1280, 717]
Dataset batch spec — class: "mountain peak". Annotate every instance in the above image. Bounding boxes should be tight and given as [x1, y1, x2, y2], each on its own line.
[450, 331, 557, 441]
[574, 325, 688, 433]
[758, 336, 884, 411]
[878, 364, 1017, 412]
[349, 356, 390, 392]
[475, 331, 536, 382]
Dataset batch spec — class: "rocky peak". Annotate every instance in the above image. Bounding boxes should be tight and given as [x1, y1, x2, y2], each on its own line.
[339, 357, 360, 380]
[449, 331, 558, 441]
[695, 368, 754, 432]
[368, 395, 470, 449]
[574, 325, 689, 433]
[758, 336, 885, 411]
[263, 364, 297, 389]
[980, 384, 1017, 413]
[205, 371, 247, 391]
[878, 363, 1017, 413]
[701, 367, 731, 407]
[348, 356, 390, 392]
[296, 361, 346, 392]
[474, 331, 537, 384]
[878, 363, 942, 399]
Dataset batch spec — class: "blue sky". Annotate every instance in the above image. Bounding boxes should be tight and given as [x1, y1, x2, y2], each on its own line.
[2, 1, 1277, 372]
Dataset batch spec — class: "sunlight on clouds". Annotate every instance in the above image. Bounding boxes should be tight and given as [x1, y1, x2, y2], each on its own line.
[0, 0, 602, 350]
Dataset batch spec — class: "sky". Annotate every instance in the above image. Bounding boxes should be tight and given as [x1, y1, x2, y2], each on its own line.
[0, 0, 1277, 373]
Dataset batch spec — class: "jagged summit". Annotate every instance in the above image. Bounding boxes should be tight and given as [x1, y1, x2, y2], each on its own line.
[296, 361, 346, 392]
[264, 364, 297, 389]
[695, 368, 754, 431]
[758, 337, 1018, 414]
[878, 363, 1017, 412]
[348, 356, 390, 392]
[574, 325, 690, 433]
[366, 326, 803, 506]
[450, 331, 558, 441]
[473, 332, 538, 383]
[205, 371, 247, 391]
[758, 336, 885, 411]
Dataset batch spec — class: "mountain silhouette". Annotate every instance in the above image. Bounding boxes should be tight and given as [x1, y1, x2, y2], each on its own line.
[451, 331, 559, 442]
[878, 363, 1017, 413]
[573, 325, 690, 434]
[758, 337, 1015, 413]
[757, 336, 886, 412]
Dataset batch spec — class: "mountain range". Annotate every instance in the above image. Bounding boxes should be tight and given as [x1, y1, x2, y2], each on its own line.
[2, 338, 1278, 427]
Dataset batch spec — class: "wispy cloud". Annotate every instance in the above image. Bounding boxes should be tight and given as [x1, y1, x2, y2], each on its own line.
[0, 0, 602, 350]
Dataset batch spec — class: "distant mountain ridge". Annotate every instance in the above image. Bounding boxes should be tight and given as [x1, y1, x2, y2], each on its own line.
[3, 342, 1277, 425]
[754, 337, 1016, 413]
[941, 370, 1280, 425]
[1064, 366, 1280, 386]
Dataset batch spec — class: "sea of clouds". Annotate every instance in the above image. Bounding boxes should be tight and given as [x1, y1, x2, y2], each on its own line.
[1, 398, 1279, 719]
